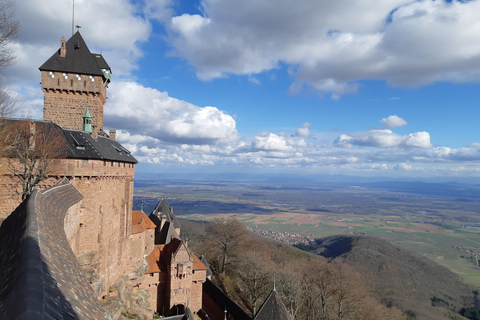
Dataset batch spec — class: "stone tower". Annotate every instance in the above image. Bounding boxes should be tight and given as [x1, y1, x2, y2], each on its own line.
[39, 32, 111, 131]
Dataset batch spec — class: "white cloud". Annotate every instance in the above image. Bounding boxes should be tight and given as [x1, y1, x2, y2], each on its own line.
[105, 82, 238, 145]
[252, 132, 291, 152]
[295, 122, 312, 137]
[334, 129, 432, 149]
[7, 0, 150, 86]
[163, 0, 480, 96]
[381, 115, 407, 128]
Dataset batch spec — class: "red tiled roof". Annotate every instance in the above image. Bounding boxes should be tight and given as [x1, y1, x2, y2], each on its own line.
[146, 245, 165, 274]
[131, 211, 156, 234]
[193, 255, 208, 271]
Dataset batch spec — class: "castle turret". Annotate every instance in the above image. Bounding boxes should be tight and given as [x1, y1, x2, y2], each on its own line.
[39, 31, 111, 131]
[82, 104, 92, 133]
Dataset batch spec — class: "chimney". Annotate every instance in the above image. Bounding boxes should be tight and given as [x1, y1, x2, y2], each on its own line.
[109, 128, 116, 140]
[92, 124, 98, 139]
[60, 36, 66, 57]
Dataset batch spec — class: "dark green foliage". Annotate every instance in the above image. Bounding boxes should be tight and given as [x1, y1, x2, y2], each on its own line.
[461, 307, 480, 320]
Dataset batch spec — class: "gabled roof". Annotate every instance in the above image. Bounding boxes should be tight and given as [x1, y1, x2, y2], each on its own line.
[254, 290, 293, 320]
[3, 119, 137, 164]
[193, 254, 209, 271]
[64, 128, 137, 163]
[39, 32, 110, 78]
[152, 199, 181, 229]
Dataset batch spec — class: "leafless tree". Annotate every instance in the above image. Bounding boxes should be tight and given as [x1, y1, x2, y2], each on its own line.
[0, 0, 18, 72]
[204, 218, 247, 275]
[6, 120, 66, 200]
[236, 248, 272, 316]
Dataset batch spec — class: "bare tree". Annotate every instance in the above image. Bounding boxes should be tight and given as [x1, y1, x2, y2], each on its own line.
[236, 247, 272, 316]
[204, 218, 247, 275]
[6, 120, 66, 200]
[0, 0, 18, 72]
[277, 264, 304, 319]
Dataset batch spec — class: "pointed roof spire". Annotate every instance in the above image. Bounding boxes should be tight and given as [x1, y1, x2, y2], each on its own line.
[82, 104, 92, 133]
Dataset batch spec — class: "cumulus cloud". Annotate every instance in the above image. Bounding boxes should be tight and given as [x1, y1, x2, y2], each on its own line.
[6, 0, 150, 86]
[252, 132, 291, 152]
[381, 115, 407, 128]
[295, 122, 312, 137]
[334, 129, 432, 149]
[105, 82, 238, 145]
[163, 0, 480, 96]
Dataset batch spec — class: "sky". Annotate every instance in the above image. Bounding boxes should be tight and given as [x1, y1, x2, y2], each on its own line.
[4, 0, 480, 181]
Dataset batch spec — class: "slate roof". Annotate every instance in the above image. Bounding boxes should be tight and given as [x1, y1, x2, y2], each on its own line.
[253, 289, 293, 320]
[200, 255, 213, 277]
[63, 128, 137, 163]
[203, 279, 251, 320]
[5, 119, 137, 164]
[152, 198, 181, 229]
[0, 180, 108, 319]
[39, 31, 111, 79]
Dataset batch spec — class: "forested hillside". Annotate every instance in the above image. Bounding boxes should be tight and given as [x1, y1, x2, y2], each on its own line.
[181, 219, 405, 320]
[297, 235, 479, 320]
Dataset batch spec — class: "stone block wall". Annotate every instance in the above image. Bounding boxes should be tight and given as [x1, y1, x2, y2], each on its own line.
[0, 157, 136, 297]
[41, 71, 106, 130]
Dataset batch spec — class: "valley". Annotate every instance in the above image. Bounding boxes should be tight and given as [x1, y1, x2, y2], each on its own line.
[133, 177, 480, 287]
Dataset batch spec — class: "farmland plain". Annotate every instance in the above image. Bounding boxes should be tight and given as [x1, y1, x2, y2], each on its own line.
[133, 177, 480, 287]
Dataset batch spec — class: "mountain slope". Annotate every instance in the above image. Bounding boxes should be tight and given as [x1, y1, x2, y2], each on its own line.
[310, 235, 477, 320]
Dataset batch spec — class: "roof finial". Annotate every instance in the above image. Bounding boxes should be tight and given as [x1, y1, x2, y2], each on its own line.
[141, 200, 144, 213]
[224, 308, 227, 320]
[72, 0, 75, 36]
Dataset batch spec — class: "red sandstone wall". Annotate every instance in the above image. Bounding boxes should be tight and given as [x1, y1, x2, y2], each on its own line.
[0, 157, 136, 296]
[41, 71, 106, 130]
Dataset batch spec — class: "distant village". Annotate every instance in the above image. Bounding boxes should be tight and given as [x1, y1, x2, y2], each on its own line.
[246, 226, 315, 246]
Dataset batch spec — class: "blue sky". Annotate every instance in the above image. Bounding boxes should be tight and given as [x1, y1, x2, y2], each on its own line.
[5, 0, 480, 180]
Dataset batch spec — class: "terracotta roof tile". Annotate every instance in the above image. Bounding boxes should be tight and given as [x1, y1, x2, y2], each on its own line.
[193, 255, 208, 271]
[131, 211, 157, 234]
[146, 245, 165, 274]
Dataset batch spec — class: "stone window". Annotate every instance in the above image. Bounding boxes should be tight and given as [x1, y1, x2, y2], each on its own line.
[82, 159, 88, 166]
[63, 73, 68, 79]
[111, 161, 114, 167]
[49, 72, 55, 78]
[76, 74, 81, 80]
[103, 161, 106, 166]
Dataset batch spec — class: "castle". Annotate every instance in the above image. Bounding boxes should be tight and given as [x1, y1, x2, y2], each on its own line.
[0, 32, 292, 320]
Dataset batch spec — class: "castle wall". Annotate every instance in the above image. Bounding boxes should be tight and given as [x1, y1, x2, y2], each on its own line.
[41, 71, 106, 130]
[0, 157, 135, 296]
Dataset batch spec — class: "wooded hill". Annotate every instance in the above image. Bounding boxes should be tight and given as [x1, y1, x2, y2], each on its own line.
[301, 235, 479, 320]
[182, 219, 479, 320]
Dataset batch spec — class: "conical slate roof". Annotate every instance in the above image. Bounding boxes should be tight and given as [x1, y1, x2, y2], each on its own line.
[39, 31, 110, 78]
[254, 289, 293, 320]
